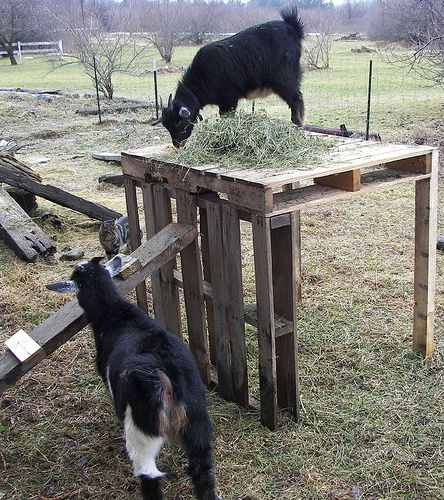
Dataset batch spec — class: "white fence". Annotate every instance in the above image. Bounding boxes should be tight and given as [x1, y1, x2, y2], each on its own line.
[0, 40, 63, 61]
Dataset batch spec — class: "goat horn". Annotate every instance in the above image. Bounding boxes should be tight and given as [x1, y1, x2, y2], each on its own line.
[168, 94, 173, 110]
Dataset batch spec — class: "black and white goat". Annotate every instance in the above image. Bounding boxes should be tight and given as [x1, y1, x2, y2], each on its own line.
[47, 257, 218, 500]
[154, 6, 305, 147]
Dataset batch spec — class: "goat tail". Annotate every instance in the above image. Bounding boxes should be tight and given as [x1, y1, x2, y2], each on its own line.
[280, 6, 305, 39]
[117, 354, 187, 439]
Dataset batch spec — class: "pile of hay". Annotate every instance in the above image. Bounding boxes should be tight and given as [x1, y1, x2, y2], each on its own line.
[169, 112, 334, 170]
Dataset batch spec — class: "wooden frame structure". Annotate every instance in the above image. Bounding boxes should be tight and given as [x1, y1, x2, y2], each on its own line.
[121, 135, 438, 430]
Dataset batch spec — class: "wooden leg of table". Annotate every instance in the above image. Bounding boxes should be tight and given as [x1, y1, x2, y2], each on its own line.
[207, 202, 249, 406]
[199, 205, 217, 365]
[142, 183, 181, 336]
[283, 183, 302, 300]
[413, 151, 438, 357]
[124, 177, 148, 312]
[176, 190, 211, 385]
[271, 212, 300, 421]
[252, 215, 277, 430]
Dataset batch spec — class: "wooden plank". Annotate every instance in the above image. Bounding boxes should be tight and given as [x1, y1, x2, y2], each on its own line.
[199, 205, 217, 365]
[175, 190, 211, 385]
[272, 171, 431, 216]
[0, 187, 56, 262]
[221, 204, 249, 408]
[124, 177, 148, 312]
[385, 154, 431, 174]
[0, 154, 121, 221]
[271, 213, 300, 421]
[252, 215, 277, 430]
[314, 169, 361, 191]
[207, 201, 233, 400]
[98, 173, 124, 187]
[244, 304, 293, 337]
[413, 151, 438, 357]
[0, 223, 197, 394]
[92, 152, 122, 163]
[5, 330, 42, 362]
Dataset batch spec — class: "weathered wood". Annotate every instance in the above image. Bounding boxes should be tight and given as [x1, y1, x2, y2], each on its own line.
[176, 189, 211, 385]
[93, 153, 122, 163]
[199, 205, 217, 365]
[314, 169, 361, 191]
[386, 154, 431, 174]
[271, 213, 300, 421]
[221, 204, 249, 408]
[5, 186, 38, 213]
[124, 177, 148, 312]
[413, 151, 438, 357]
[207, 201, 232, 400]
[0, 154, 121, 221]
[252, 215, 277, 430]
[0, 187, 56, 262]
[98, 173, 124, 187]
[0, 222, 197, 394]
[142, 183, 181, 336]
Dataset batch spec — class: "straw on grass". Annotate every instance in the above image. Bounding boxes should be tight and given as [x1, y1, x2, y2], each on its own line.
[168, 112, 334, 170]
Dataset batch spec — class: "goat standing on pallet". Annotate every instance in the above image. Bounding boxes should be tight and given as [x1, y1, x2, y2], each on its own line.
[47, 257, 219, 500]
[153, 6, 305, 147]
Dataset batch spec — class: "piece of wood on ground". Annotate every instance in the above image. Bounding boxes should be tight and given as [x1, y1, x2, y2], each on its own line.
[0, 222, 197, 395]
[5, 330, 42, 362]
[0, 153, 121, 221]
[0, 187, 55, 262]
[98, 173, 124, 187]
[77, 102, 151, 115]
[93, 152, 122, 163]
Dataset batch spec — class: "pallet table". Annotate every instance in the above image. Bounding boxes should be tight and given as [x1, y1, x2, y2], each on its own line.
[121, 136, 438, 430]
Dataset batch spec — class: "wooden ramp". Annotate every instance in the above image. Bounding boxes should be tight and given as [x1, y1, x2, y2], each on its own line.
[0, 222, 197, 394]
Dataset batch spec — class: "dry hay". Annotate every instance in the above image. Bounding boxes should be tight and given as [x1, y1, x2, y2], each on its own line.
[170, 112, 334, 170]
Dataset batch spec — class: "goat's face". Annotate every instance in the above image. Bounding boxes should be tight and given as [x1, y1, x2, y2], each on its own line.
[152, 94, 200, 148]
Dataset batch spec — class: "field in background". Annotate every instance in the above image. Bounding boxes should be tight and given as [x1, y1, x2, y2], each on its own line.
[0, 38, 443, 500]
[1, 40, 442, 136]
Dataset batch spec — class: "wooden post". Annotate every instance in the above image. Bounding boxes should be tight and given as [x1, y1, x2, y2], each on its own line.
[413, 151, 438, 357]
[199, 205, 217, 365]
[271, 212, 300, 421]
[176, 189, 211, 385]
[252, 215, 277, 430]
[124, 177, 148, 312]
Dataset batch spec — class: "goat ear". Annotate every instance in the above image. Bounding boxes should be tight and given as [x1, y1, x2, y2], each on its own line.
[46, 280, 79, 293]
[105, 255, 122, 277]
[167, 93, 173, 110]
[179, 106, 191, 119]
[90, 256, 103, 265]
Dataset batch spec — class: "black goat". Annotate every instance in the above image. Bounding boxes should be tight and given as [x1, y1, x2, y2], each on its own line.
[153, 6, 305, 147]
[47, 257, 218, 500]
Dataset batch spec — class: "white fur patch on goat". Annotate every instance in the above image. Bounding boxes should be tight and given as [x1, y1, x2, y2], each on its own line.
[124, 406, 165, 478]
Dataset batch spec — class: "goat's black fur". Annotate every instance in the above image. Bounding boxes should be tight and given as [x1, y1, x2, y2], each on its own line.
[158, 6, 305, 147]
[65, 258, 217, 500]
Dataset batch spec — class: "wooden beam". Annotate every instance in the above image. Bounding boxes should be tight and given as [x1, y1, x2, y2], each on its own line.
[0, 223, 197, 395]
[0, 187, 55, 262]
[314, 169, 361, 191]
[386, 153, 431, 174]
[413, 151, 438, 357]
[0, 154, 121, 221]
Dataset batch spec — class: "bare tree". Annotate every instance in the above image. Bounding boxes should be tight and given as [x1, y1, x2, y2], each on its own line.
[303, 15, 336, 70]
[0, 0, 42, 65]
[50, 1, 148, 99]
[375, 0, 444, 87]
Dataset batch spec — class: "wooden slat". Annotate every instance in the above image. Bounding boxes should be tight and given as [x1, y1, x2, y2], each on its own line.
[385, 154, 432, 174]
[0, 223, 197, 394]
[272, 213, 300, 421]
[252, 215, 277, 430]
[272, 171, 431, 216]
[0, 187, 56, 262]
[413, 151, 438, 357]
[207, 201, 233, 400]
[142, 183, 181, 336]
[244, 304, 293, 337]
[314, 169, 361, 191]
[199, 205, 217, 365]
[175, 190, 211, 385]
[124, 177, 148, 312]
[221, 204, 249, 408]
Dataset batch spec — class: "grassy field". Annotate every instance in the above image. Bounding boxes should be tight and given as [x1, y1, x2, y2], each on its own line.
[0, 39, 443, 500]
